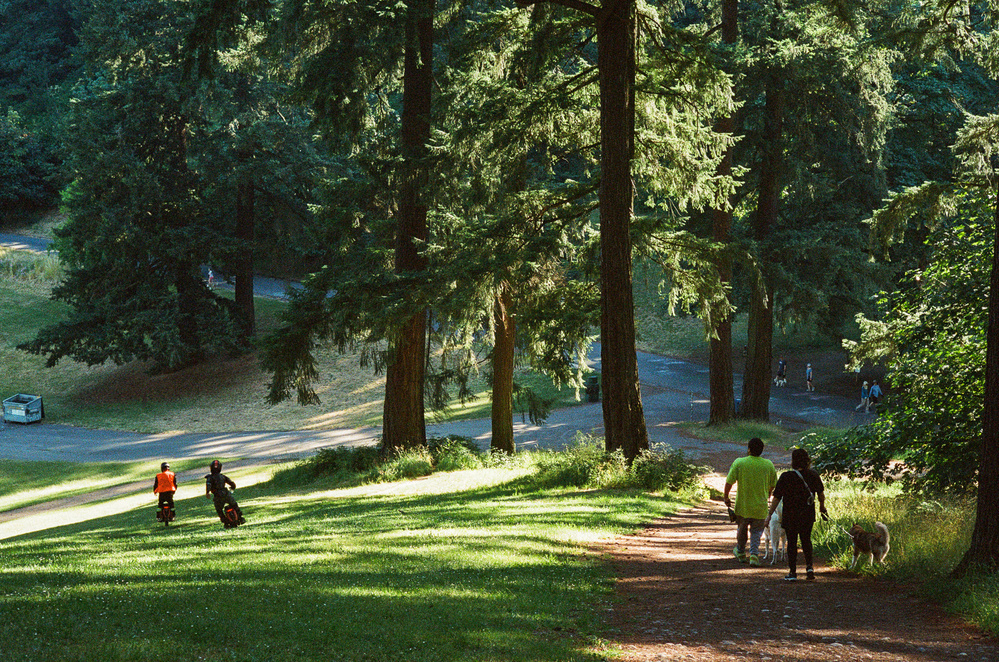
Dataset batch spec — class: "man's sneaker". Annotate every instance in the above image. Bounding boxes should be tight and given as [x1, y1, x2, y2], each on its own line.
[733, 546, 747, 562]
[806, 569, 815, 581]
[784, 574, 797, 581]
[749, 554, 761, 567]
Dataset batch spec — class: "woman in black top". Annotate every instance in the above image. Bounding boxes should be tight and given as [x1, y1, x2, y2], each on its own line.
[766, 448, 827, 581]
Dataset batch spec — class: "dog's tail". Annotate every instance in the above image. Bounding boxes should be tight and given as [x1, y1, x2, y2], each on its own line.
[874, 521, 890, 545]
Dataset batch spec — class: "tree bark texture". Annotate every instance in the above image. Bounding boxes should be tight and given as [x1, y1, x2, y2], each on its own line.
[491, 283, 517, 454]
[708, 0, 738, 425]
[955, 178, 999, 574]
[235, 176, 256, 336]
[740, 77, 782, 421]
[382, 2, 432, 452]
[598, 0, 648, 461]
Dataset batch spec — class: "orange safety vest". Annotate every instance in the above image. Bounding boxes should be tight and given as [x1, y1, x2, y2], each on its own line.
[154, 471, 177, 493]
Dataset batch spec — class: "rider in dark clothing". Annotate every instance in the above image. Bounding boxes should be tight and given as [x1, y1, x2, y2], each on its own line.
[205, 460, 245, 527]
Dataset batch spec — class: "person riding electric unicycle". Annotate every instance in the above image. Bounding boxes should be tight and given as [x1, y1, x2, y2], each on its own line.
[205, 460, 245, 528]
[153, 462, 177, 524]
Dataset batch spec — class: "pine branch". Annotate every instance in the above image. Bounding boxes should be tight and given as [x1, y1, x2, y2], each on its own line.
[515, 0, 599, 18]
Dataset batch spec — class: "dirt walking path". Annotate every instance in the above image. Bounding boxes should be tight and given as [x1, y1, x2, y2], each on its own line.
[602, 495, 998, 662]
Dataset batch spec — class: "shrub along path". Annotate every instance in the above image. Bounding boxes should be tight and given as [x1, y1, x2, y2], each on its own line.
[600, 482, 998, 661]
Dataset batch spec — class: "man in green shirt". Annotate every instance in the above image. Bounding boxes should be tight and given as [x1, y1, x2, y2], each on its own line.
[724, 437, 778, 566]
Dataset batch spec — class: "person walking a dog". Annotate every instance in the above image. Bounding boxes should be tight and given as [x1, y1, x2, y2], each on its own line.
[766, 448, 827, 581]
[774, 357, 787, 387]
[724, 438, 778, 567]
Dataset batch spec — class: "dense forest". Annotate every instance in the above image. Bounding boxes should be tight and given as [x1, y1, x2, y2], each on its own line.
[3, 0, 999, 562]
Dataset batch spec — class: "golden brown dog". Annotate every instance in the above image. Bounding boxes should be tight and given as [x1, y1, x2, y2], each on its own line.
[847, 522, 890, 568]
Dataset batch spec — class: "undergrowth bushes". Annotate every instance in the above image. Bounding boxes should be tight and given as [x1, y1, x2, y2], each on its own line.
[0, 247, 61, 283]
[533, 435, 708, 493]
[271, 433, 707, 496]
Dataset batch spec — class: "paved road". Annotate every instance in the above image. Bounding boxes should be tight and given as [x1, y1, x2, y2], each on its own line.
[0, 232, 51, 253]
[0, 349, 866, 465]
[2, 232, 868, 464]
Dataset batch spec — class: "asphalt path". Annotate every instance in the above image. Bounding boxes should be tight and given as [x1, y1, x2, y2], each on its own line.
[0, 348, 866, 465]
[0, 232, 51, 253]
[1, 232, 868, 465]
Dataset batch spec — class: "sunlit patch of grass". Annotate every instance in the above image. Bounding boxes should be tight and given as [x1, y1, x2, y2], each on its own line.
[677, 420, 795, 450]
[0, 459, 204, 511]
[0, 467, 693, 662]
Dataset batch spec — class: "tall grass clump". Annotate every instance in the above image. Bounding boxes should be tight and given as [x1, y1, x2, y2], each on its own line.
[532, 434, 707, 495]
[269, 445, 382, 487]
[813, 479, 973, 579]
[270, 436, 487, 488]
[533, 435, 629, 488]
[427, 435, 486, 471]
[0, 247, 61, 283]
[375, 446, 435, 481]
[630, 444, 708, 493]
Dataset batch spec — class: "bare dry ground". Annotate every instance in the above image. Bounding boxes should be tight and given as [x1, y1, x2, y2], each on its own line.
[600, 494, 998, 662]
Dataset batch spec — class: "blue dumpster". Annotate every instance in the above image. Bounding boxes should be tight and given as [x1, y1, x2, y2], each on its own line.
[3, 394, 44, 424]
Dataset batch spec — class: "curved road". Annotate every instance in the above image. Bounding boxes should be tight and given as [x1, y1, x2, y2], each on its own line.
[1, 233, 866, 465]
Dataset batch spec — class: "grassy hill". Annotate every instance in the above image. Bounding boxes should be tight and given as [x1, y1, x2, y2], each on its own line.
[0, 464, 693, 662]
[0, 246, 584, 433]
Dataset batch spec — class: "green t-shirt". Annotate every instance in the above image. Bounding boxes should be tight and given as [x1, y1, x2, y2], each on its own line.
[726, 455, 777, 520]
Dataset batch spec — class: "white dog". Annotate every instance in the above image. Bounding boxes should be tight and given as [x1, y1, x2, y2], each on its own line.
[762, 500, 786, 565]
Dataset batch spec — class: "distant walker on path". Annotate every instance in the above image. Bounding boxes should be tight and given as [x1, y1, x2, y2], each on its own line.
[868, 380, 883, 411]
[856, 381, 870, 412]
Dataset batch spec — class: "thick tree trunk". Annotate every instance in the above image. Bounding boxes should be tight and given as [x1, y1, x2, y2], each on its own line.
[954, 178, 999, 575]
[491, 283, 517, 454]
[598, 0, 648, 461]
[708, 0, 738, 426]
[382, 2, 432, 453]
[235, 176, 255, 337]
[742, 282, 773, 419]
[740, 77, 782, 421]
[176, 260, 202, 356]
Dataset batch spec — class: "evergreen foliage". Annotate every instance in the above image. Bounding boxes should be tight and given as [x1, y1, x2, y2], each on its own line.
[0, 109, 62, 215]
[0, 0, 80, 116]
[18, 0, 250, 371]
[831, 203, 994, 493]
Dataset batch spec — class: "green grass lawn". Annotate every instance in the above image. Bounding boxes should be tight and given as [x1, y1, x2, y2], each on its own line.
[0, 467, 689, 662]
